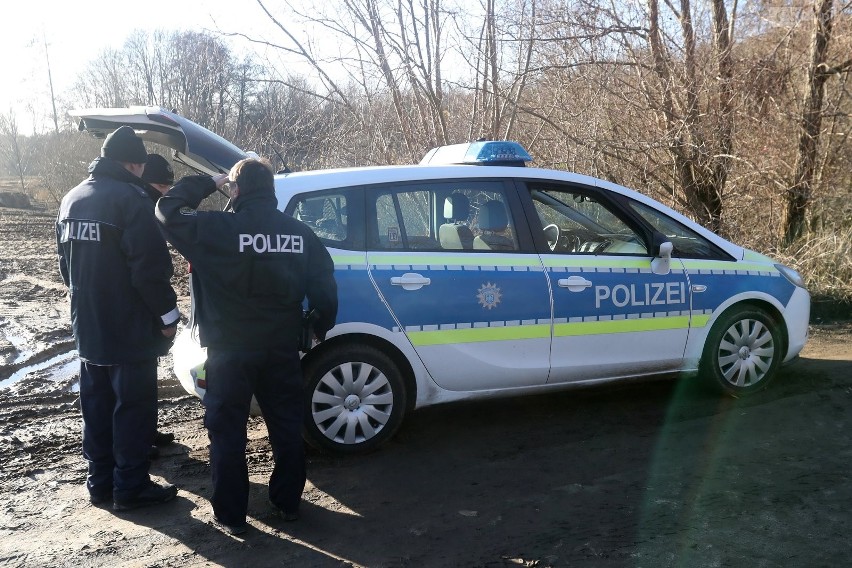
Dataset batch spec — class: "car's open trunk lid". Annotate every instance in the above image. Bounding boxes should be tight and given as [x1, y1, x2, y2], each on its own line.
[69, 106, 248, 175]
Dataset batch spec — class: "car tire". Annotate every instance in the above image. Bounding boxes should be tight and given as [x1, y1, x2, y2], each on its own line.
[700, 307, 782, 396]
[302, 344, 407, 454]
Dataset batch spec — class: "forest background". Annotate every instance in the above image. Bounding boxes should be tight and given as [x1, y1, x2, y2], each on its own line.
[1, 0, 850, 313]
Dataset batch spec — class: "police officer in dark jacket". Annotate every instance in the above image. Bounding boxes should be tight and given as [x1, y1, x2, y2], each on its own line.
[141, 153, 175, 199]
[156, 157, 337, 535]
[57, 126, 180, 510]
[140, 153, 178, 452]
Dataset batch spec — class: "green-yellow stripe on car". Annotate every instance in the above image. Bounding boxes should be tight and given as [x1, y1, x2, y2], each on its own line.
[554, 316, 692, 336]
[409, 324, 551, 346]
[408, 315, 712, 345]
[332, 254, 366, 266]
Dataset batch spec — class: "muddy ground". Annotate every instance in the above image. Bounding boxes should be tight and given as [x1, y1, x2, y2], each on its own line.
[1, 204, 851, 568]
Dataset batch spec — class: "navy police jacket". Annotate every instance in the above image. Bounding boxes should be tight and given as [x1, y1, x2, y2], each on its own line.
[155, 175, 338, 350]
[56, 158, 180, 364]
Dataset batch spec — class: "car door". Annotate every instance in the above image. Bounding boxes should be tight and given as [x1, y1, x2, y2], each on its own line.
[522, 182, 692, 383]
[365, 180, 552, 391]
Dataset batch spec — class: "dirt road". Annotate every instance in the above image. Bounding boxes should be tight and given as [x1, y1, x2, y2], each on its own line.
[2, 205, 851, 567]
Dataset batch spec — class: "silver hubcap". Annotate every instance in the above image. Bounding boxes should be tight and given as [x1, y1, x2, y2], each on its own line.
[717, 318, 775, 388]
[311, 361, 394, 445]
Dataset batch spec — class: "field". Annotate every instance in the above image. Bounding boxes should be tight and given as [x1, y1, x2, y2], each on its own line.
[2, 202, 852, 567]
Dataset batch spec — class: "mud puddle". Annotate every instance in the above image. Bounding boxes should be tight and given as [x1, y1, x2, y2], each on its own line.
[0, 349, 79, 392]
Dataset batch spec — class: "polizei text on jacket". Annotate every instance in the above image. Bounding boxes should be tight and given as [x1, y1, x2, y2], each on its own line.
[239, 233, 304, 253]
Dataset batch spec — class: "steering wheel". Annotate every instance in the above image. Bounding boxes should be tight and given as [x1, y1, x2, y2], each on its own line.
[543, 224, 560, 251]
[593, 238, 612, 253]
[561, 230, 583, 252]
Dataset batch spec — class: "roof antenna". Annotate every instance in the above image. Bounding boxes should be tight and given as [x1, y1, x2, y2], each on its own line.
[272, 146, 291, 174]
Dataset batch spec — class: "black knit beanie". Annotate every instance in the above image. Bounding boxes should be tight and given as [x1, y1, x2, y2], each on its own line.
[142, 154, 175, 185]
[101, 126, 147, 164]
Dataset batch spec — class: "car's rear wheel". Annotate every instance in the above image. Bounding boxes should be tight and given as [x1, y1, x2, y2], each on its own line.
[700, 307, 783, 396]
[302, 345, 407, 454]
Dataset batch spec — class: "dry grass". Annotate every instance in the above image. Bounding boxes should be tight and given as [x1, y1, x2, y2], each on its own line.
[0, 176, 54, 204]
[776, 228, 852, 305]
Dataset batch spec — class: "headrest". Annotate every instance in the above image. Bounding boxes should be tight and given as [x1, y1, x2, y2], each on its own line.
[298, 199, 325, 220]
[443, 193, 470, 221]
[478, 200, 508, 231]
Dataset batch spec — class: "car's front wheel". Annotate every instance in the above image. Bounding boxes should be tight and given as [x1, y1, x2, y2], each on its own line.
[302, 345, 407, 454]
[700, 307, 783, 396]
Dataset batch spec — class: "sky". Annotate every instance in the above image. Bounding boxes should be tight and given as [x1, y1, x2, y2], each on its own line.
[3, 0, 292, 134]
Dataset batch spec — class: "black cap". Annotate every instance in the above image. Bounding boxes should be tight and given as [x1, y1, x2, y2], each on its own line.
[101, 126, 147, 164]
[141, 154, 175, 185]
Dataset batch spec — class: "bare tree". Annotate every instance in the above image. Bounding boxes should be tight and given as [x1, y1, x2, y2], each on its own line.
[783, 0, 852, 244]
[0, 110, 28, 192]
[466, 0, 539, 140]
[248, 0, 541, 162]
[43, 33, 60, 135]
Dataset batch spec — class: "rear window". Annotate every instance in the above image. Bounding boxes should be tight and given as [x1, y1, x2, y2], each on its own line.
[367, 181, 518, 252]
[289, 190, 360, 249]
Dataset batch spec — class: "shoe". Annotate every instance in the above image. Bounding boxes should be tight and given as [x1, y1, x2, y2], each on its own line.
[148, 445, 160, 460]
[153, 431, 175, 446]
[214, 516, 248, 535]
[113, 481, 178, 511]
[270, 500, 299, 522]
[89, 489, 112, 505]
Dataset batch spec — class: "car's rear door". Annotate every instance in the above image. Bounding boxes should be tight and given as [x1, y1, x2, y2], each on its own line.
[365, 179, 552, 391]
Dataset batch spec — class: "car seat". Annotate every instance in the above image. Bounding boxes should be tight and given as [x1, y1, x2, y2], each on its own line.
[474, 200, 514, 251]
[439, 193, 474, 250]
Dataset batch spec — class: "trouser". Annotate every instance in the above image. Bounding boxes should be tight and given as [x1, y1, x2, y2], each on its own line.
[203, 346, 306, 526]
[80, 359, 157, 499]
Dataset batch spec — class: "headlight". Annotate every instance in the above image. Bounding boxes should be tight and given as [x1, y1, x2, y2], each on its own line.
[775, 264, 806, 288]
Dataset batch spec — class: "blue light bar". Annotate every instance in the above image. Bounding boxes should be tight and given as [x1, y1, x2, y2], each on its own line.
[420, 140, 532, 166]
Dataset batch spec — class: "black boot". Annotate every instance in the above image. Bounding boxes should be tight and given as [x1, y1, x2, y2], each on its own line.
[153, 431, 175, 446]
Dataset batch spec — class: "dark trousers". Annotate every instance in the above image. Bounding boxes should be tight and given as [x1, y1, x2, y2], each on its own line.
[80, 360, 157, 499]
[204, 346, 306, 526]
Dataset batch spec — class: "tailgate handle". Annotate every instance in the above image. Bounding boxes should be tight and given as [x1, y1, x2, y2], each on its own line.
[557, 276, 592, 292]
[390, 272, 432, 291]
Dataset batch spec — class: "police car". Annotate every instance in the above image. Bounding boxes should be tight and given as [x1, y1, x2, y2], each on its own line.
[71, 107, 810, 454]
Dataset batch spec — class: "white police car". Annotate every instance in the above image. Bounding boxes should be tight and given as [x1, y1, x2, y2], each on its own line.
[71, 107, 810, 454]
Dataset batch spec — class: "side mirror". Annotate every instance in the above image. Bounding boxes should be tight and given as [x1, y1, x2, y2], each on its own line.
[651, 239, 673, 275]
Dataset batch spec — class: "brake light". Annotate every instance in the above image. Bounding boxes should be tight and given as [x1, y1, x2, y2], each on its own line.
[147, 110, 180, 126]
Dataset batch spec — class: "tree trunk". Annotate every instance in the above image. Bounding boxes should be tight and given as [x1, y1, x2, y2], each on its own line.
[783, 0, 835, 245]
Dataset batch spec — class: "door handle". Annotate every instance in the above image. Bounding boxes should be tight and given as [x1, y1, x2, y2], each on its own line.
[390, 272, 432, 291]
[557, 276, 592, 292]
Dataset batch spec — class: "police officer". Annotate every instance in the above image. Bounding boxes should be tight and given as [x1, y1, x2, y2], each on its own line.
[155, 157, 337, 535]
[56, 126, 179, 510]
[141, 153, 175, 198]
[140, 153, 178, 453]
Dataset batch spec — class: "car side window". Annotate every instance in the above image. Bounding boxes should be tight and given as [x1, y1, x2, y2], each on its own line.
[374, 190, 436, 249]
[369, 182, 519, 252]
[291, 192, 349, 246]
[531, 186, 648, 255]
[627, 199, 728, 259]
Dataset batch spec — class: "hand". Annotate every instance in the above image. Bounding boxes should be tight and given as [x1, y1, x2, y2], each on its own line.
[212, 173, 229, 189]
[161, 325, 177, 338]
